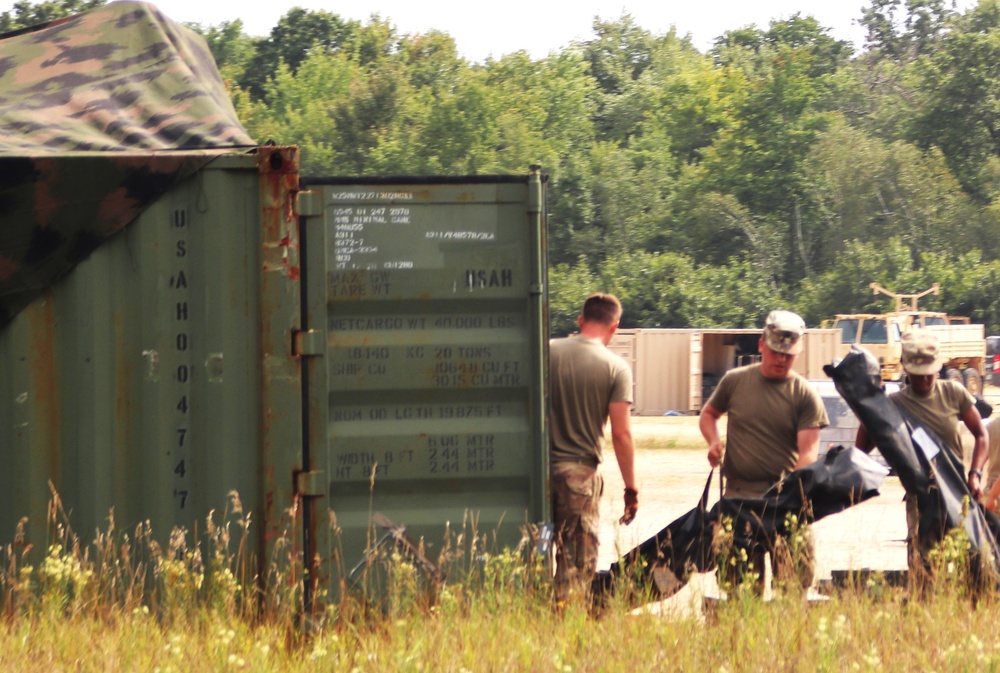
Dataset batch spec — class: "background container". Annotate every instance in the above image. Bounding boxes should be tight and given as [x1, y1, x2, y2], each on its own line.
[611, 328, 841, 415]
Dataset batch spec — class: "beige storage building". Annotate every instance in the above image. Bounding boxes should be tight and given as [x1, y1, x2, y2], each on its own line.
[608, 328, 842, 415]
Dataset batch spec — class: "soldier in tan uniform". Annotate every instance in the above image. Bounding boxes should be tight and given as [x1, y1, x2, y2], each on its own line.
[857, 329, 988, 566]
[549, 293, 637, 603]
[699, 310, 829, 589]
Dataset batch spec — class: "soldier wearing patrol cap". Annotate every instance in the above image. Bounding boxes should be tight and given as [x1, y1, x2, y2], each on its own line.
[856, 328, 989, 566]
[699, 310, 829, 590]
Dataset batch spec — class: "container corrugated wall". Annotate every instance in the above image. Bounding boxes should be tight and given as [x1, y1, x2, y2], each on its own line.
[0, 148, 303, 566]
[795, 329, 841, 380]
[608, 330, 638, 408]
[629, 328, 842, 415]
[632, 330, 698, 415]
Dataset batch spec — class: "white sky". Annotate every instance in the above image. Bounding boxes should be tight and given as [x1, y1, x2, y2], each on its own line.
[2, 0, 983, 61]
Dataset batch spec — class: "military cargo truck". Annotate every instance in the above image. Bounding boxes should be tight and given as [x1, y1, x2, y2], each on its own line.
[828, 284, 986, 397]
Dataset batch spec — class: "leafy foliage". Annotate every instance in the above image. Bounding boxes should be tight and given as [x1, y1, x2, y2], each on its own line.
[0, 0, 103, 32]
[12, 0, 1000, 333]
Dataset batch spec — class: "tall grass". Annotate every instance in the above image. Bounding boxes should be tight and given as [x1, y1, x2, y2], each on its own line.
[2, 490, 1000, 672]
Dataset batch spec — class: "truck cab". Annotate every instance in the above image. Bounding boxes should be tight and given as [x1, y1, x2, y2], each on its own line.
[830, 311, 970, 382]
[829, 311, 985, 397]
[831, 314, 908, 381]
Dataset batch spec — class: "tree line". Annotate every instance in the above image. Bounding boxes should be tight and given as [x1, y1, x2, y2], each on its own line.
[6, 0, 1000, 335]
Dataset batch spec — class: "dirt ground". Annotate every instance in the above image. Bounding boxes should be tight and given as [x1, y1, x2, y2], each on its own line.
[596, 383, 1000, 580]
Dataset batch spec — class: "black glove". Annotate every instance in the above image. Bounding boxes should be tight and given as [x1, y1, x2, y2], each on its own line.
[620, 487, 638, 525]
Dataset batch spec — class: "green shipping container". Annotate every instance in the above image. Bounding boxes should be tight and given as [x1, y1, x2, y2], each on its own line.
[0, 153, 550, 604]
[299, 176, 549, 594]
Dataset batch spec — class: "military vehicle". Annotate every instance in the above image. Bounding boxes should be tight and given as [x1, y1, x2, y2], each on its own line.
[826, 284, 986, 397]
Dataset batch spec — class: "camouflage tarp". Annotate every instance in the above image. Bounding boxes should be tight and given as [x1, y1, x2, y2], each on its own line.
[0, 0, 253, 152]
[0, 1, 256, 327]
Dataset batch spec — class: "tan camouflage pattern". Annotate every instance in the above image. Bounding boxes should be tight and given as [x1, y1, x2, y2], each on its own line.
[0, 1, 256, 327]
[551, 461, 603, 602]
[0, 1, 253, 153]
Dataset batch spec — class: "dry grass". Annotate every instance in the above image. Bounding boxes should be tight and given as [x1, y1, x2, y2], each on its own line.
[0, 487, 997, 672]
[624, 416, 705, 451]
[2, 413, 999, 672]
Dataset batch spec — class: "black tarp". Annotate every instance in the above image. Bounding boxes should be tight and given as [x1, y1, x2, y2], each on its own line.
[594, 445, 887, 601]
[824, 346, 1000, 576]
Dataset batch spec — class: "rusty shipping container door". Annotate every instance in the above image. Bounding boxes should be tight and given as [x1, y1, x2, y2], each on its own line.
[298, 172, 549, 588]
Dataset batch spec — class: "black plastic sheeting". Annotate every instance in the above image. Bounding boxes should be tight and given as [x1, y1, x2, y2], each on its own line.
[594, 445, 887, 601]
[824, 346, 1000, 574]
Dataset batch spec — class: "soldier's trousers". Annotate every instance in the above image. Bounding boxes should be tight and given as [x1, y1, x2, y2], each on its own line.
[551, 461, 602, 602]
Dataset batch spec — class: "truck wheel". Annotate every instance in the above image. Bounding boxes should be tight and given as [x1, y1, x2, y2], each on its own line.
[963, 368, 984, 400]
[944, 368, 963, 384]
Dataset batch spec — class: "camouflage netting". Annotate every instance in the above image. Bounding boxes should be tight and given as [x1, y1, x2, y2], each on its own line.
[0, 1, 257, 327]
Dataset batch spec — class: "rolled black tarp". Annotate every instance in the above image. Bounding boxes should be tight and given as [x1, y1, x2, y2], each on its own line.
[823, 346, 1000, 575]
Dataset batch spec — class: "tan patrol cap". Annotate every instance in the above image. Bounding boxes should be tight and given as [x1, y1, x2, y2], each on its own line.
[763, 310, 805, 355]
[900, 329, 943, 376]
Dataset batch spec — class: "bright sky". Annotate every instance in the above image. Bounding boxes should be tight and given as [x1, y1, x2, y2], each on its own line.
[3, 0, 983, 60]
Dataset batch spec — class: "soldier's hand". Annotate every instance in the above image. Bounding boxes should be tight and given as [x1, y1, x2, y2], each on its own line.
[707, 441, 723, 468]
[620, 487, 638, 525]
[969, 472, 983, 501]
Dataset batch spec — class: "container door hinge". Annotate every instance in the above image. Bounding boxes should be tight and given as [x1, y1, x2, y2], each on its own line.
[296, 470, 326, 497]
[294, 329, 326, 356]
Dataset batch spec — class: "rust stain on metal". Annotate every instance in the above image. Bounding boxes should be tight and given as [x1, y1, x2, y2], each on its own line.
[114, 309, 132, 446]
[26, 292, 59, 482]
[257, 146, 303, 558]
[0, 254, 17, 282]
[258, 147, 301, 266]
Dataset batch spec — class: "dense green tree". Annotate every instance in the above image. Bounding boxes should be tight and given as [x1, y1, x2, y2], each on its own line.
[548, 260, 599, 336]
[802, 118, 988, 268]
[581, 15, 659, 142]
[905, 1, 1000, 199]
[7, 0, 1000, 332]
[860, 0, 954, 59]
[0, 0, 103, 32]
[241, 8, 358, 98]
